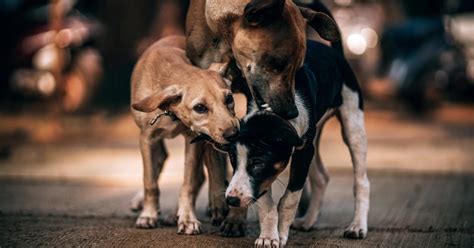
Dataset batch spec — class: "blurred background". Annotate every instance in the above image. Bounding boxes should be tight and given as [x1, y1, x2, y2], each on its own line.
[1, 0, 473, 175]
[1, 0, 474, 227]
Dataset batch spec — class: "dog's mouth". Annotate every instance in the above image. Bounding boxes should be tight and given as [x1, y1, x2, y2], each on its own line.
[251, 87, 272, 112]
[190, 133, 232, 152]
[190, 133, 212, 144]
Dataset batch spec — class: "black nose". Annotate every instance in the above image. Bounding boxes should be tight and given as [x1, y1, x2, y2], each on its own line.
[223, 127, 239, 142]
[282, 106, 299, 119]
[226, 196, 241, 207]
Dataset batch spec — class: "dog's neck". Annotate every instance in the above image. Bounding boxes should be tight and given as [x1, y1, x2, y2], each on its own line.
[245, 91, 309, 139]
[288, 92, 309, 138]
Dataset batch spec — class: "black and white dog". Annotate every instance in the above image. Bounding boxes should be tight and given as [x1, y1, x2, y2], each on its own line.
[222, 40, 370, 247]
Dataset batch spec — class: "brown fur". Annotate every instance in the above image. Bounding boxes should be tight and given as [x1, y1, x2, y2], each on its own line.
[130, 36, 239, 231]
[131, 36, 238, 144]
[186, 0, 339, 118]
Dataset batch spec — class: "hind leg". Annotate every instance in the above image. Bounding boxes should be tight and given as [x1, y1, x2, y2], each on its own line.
[292, 122, 330, 231]
[136, 133, 168, 228]
[338, 85, 370, 239]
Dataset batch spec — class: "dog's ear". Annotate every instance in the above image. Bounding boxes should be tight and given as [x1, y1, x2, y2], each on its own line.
[208, 62, 233, 87]
[208, 62, 229, 76]
[132, 86, 182, 112]
[269, 117, 304, 147]
[244, 112, 304, 147]
[299, 7, 340, 42]
[244, 0, 285, 26]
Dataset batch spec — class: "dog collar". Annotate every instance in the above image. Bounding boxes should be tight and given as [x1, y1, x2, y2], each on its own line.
[149, 110, 178, 126]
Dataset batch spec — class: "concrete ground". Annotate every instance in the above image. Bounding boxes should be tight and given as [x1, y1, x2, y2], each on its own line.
[0, 104, 473, 247]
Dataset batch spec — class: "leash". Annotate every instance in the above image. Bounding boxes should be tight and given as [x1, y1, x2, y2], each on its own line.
[149, 110, 178, 126]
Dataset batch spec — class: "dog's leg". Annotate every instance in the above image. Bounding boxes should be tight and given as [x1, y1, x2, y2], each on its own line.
[292, 124, 330, 231]
[338, 85, 370, 239]
[177, 135, 206, 235]
[130, 189, 144, 212]
[136, 133, 168, 228]
[221, 206, 247, 237]
[278, 142, 314, 246]
[203, 144, 248, 237]
[255, 188, 279, 248]
[202, 144, 228, 226]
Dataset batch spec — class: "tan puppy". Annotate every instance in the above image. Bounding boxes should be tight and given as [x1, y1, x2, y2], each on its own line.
[186, 0, 340, 119]
[131, 36, 239, 234]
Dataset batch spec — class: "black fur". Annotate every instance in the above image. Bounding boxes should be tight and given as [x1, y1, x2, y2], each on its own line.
[226, 40, 363, 196]
[228, 112, 302, 197]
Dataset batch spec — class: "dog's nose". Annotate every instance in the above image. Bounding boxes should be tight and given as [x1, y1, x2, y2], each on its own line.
[283, 106, 299, 119]
[226, 196, 241, 207]
[223, 127, 239, 142]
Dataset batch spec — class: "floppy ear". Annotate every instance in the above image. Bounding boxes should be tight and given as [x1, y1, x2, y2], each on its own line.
[208, 62, 229, 76]
[299, 7, 340, 42]
[244, 0, 285, 26]
[245, 112, 304, 147]
[132, 86, 182, 112]
[208, 62, 233, 87]
[270, 119, 304, 147]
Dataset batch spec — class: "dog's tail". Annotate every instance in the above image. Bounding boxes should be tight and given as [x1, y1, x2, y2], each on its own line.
[297, 0, 344, 55]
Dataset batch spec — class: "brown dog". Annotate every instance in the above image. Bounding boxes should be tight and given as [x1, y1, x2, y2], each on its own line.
[186, 0, 340, 119]
[130, 36, 240, 234]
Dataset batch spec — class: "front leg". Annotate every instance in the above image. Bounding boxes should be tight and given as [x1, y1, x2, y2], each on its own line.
[278, 143, 314, 246]
[202, 144, 228, 226]
[221, 207, 247, 237]
[177, 135, 206, 235]
[255, 189, 279, 248]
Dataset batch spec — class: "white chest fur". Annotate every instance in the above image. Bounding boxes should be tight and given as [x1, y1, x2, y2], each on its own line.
[289, 93, 309, 138]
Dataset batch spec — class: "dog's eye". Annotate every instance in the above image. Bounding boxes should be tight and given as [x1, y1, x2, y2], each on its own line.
[193, 104, 208, 114]
[225, 94, 234, 105]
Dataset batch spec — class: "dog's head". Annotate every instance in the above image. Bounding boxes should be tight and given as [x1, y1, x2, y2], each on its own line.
[230, 0, 339, 119]
[223, 111, 303, 208]
[132, 69, 239, 144]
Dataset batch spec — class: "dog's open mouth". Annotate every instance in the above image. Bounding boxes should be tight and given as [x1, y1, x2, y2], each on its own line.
[190, 133, 231, 152]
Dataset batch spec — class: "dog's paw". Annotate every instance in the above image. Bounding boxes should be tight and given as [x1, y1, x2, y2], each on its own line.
[209, 205, 228, 226]
[220, 220, 246, 237]
[255, 236, 280, 248]
[130, 191, 144, 212]
[343, 222, 367, 239]
[135, 211, 159, 229]
[291, 218, 313, 231]
[279, 236, 288, 247]
[177, 218, 202, 235]
[161, 212, 177, 226]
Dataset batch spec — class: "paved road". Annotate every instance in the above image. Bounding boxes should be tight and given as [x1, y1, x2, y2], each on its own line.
[1, 172, 473, 247]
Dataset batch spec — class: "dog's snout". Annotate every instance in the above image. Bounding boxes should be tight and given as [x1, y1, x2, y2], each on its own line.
[226, 196, 241, 207]
[223, 127, 239, 142]
[281, 106, 299, 119]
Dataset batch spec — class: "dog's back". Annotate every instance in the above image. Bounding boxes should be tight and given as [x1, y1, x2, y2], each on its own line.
[296, 40, 363, 123]
[131, 36, 191, 120]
